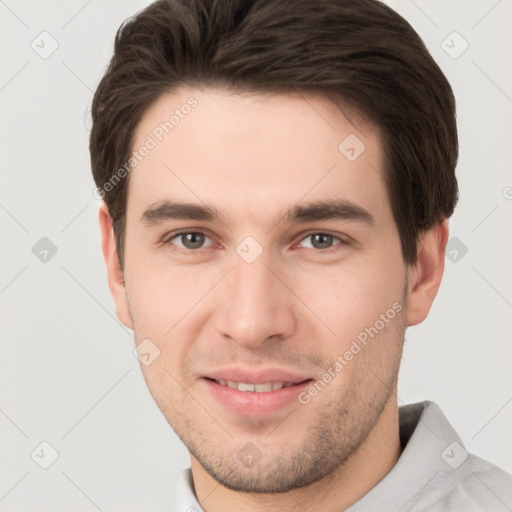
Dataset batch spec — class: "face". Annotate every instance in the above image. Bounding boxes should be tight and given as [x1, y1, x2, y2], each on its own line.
[101, 87, 443, 493]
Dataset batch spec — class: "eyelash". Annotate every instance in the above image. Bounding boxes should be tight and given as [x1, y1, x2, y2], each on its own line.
[162, 230, 350, 254]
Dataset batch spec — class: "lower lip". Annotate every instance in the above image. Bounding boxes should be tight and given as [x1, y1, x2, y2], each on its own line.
[202, 378, 312, 416]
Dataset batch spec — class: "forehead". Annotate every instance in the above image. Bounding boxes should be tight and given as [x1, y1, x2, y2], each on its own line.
[127, 87, 390, 227]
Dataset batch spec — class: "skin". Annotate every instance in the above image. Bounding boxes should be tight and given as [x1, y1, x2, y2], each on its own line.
[99, 87, 448, 512]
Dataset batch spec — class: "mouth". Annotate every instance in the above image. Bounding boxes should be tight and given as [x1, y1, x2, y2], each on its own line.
[201, 375, 314, 416]
[205, 377, 312, 392]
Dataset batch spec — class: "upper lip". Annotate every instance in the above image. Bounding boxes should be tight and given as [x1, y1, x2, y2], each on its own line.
[203, 368, 312, 385]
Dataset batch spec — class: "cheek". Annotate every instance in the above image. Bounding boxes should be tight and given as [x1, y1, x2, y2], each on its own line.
[291, 257, 405, 344]
[125, 259, 211, 326]
[125, 262, 221, 377]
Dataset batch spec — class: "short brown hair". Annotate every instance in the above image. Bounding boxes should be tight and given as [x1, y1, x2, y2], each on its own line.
[90, 0, 458, 267]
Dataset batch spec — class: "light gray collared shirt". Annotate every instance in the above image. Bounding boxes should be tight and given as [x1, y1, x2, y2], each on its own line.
[173, 401, 512, 511]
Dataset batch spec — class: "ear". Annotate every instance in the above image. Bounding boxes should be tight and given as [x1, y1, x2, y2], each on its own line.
[404, 220, 449, 327]
[98, 203, 133, 329]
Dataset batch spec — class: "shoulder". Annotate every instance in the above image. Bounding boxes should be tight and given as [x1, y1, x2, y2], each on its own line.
[423, 454, 512, 511]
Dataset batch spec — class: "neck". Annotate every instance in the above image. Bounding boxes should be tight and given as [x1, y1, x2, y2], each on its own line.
[189, 396, 401, 512]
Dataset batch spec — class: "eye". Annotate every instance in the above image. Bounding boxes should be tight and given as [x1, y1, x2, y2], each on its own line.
[298, 233, 344, 250]
[168, 231, 213, 250]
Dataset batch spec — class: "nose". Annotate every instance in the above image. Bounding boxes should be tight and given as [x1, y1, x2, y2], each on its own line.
[213, 251, 297, 349]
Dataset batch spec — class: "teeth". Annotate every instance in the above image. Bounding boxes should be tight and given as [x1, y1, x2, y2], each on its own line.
[216, 380, 296, 392]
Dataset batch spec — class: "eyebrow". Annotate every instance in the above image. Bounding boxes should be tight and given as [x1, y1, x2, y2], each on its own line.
[281, 199, 374, 225]
[141, 199, 374, 226]
[141, 201, 219, 224]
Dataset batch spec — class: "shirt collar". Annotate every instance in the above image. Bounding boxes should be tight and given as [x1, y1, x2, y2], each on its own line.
[346, 400, 465, 510]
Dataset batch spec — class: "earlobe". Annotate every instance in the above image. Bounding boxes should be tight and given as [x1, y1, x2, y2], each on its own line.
[98, 203, 134, 329]
[404, 220, 449, 327]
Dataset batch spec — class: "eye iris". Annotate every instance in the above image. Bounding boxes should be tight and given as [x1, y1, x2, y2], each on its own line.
[311, 233, 333, 249]
[182, 232, 205, 249]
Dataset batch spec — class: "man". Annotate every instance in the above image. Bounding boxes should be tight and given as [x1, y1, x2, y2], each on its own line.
[90, 0, 512, 510]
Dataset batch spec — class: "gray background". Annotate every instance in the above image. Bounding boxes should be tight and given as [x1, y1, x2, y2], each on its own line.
[1, 0, 511, 510]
